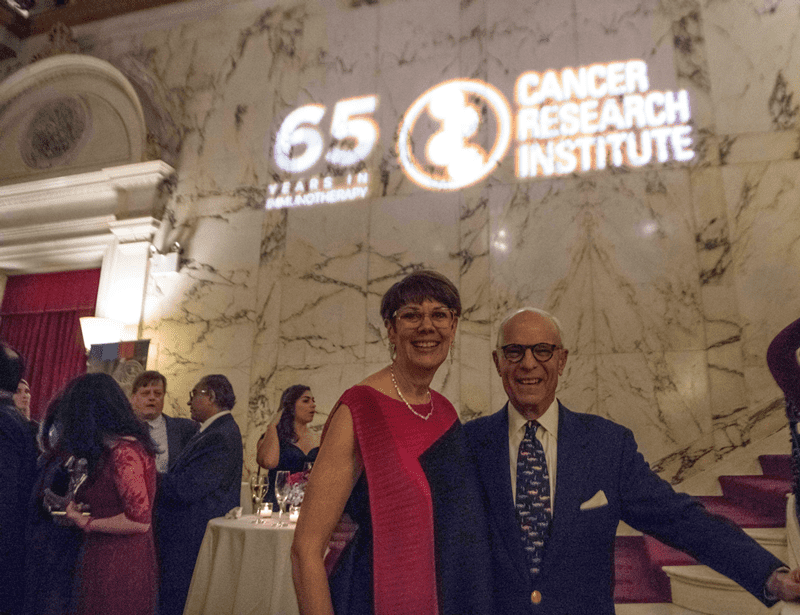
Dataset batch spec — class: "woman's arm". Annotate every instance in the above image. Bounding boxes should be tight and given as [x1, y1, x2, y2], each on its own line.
[65, 501, 150, 534]
[291, 404, 362, 615]
[66, 440, 153, 534]
[256, 420, 281, 469]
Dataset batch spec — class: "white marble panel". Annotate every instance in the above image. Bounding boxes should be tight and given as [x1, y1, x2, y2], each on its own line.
[364, 192, 462, 362]
[143, 201, 261, 369]
[247, 208, 288, 449]
[375, 56, 464, 198]
[553, 351, 599, 418]
[485, 0, 577, 104]
[378, 0, 460, 67]
[722, 159, 800, 365]
[690, 167, 731, 286]
[280, 200, 370, 366]
[655, 1, 716, 136]
[458, 322, 493, 419]
[702, 0, 800, 134]
[589, 170, 705, 353]
[596, 350, 712, 469]
[486, 177, 591, 320]
[459, 185, 492, 324]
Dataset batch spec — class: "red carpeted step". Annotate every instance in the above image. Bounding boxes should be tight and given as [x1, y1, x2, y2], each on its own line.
[759, 454, 793, 480]
[642, 493, 787, 569]
[614, 535, 672, 603]
[718, 475, 791, 516]
[695, 495, 786, 528]
[613, 460, 792, 604]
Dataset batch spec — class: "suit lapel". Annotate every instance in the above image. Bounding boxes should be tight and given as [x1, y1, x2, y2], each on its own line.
[477, 404, 529, 584]
[164, 416, 178, 468]
[170, 420, 211, 469]
[546, 403, 592, 560]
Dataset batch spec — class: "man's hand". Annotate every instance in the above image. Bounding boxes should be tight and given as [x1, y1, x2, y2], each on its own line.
[766, 568, 800, 602]
[324, 513, 359, 575]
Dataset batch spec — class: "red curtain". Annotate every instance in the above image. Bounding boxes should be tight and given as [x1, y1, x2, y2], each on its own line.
[0, 269, 101, 421]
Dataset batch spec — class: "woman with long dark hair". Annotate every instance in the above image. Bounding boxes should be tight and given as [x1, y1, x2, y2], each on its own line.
[42, 372, 158, 615]
[256, 384, 319, 509]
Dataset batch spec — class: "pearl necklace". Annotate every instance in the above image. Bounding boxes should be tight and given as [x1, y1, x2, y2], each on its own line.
[390, 366, 434, 420]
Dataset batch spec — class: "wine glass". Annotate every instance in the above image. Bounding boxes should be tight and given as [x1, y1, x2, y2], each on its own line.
[249, 474, 267, 523]
[275, 471, 290, 527]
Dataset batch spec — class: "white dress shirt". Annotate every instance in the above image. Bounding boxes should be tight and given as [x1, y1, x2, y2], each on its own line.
[508, 398, 559, 511]
[146, 414, 169, 473]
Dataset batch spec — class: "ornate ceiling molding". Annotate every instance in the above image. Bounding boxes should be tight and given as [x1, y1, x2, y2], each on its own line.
[0, 160, 175, 274]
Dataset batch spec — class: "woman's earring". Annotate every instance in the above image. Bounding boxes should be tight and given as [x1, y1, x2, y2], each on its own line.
[388, 342, 396, 361]
[449, 338, 456, 360]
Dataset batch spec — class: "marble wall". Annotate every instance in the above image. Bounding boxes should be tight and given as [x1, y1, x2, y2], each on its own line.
[4, 0, 799, 485]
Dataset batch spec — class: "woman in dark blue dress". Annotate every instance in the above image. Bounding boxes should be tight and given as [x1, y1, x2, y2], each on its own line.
[256, 384, 319, 509]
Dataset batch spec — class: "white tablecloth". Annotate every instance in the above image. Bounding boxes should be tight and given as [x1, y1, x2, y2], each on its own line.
[183, 515, 298, 615]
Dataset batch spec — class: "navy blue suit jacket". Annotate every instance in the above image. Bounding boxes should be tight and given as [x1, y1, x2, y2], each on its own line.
[156, 412, 243, 615]
[163, 413, 199, 470]
[463, 402, 785, 615]
[0, 399, 37, 614]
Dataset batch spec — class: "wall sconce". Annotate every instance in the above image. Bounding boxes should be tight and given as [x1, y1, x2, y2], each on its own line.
[79, 317, 124, 352]
[150, 241, 181, 277]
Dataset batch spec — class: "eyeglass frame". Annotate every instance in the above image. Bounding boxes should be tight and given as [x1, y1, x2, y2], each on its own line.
[189, 388, 209, 400]
[391, 306, 457, 329]
[498, 343, 562, 363]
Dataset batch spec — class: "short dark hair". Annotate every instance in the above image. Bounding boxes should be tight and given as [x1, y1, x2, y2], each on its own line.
[0, 342, 24, 394]
[276, 384, 311, 445]
[131, 371, 167, 394]
[200, 374, 236, 411]
[379, 270, 461, 323]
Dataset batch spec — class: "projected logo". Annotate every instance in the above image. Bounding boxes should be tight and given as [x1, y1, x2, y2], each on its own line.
[396, 80, 512, 191]
[265, 60, 694, 209]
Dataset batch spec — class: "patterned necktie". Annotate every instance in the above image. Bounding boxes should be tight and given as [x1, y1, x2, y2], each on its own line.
[515, 420, 551, 578]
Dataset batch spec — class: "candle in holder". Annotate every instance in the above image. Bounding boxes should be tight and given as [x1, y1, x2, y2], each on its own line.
[289, 505, 300, 523]
[260, 503, 273, 518]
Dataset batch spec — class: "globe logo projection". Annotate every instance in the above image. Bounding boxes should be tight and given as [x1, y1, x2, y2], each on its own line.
[397, 79, 512, 191]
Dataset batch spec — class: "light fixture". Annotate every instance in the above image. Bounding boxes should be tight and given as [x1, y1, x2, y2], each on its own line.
[150, 241, 182, 277]
[79, 317, 124, 352]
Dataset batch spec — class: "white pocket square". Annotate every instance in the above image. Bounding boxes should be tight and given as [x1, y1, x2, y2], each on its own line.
[579, 490, 608, 510]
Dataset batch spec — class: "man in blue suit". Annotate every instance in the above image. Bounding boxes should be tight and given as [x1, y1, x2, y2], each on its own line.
[156, 374, 243, 615]
[130, 371, 198, 473]
[464, 308, 800, 614]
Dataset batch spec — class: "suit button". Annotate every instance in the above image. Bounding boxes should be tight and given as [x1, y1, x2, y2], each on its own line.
[530, 590, 542, 604]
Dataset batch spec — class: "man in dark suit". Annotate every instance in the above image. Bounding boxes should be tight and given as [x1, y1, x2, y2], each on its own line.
[0, 343, 37, 615]
[156, 374, 243, 615]
[130, 371, 198, 473]
[464, 308, 800, 614]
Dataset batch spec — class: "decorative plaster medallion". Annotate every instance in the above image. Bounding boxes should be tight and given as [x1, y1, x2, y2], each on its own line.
[20, 96, 92, 169]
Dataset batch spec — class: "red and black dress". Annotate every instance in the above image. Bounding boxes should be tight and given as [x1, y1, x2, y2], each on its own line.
[327, 386, 493, 615]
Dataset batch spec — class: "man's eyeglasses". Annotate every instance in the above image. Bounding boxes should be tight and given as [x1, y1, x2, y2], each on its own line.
[393, 307, 456, 329]
[499, 343, 561, 363]
[189, 388, 208, 400]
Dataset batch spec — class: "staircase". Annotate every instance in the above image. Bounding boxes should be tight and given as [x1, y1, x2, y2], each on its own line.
[614, 454, 793, 613]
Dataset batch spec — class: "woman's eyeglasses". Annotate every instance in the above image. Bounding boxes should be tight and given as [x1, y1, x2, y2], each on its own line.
[393, 307, 456, 329]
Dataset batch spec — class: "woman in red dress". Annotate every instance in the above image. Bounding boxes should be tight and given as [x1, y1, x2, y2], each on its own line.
[44, 373, 158, 615]
[292, 271, 493, 615]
